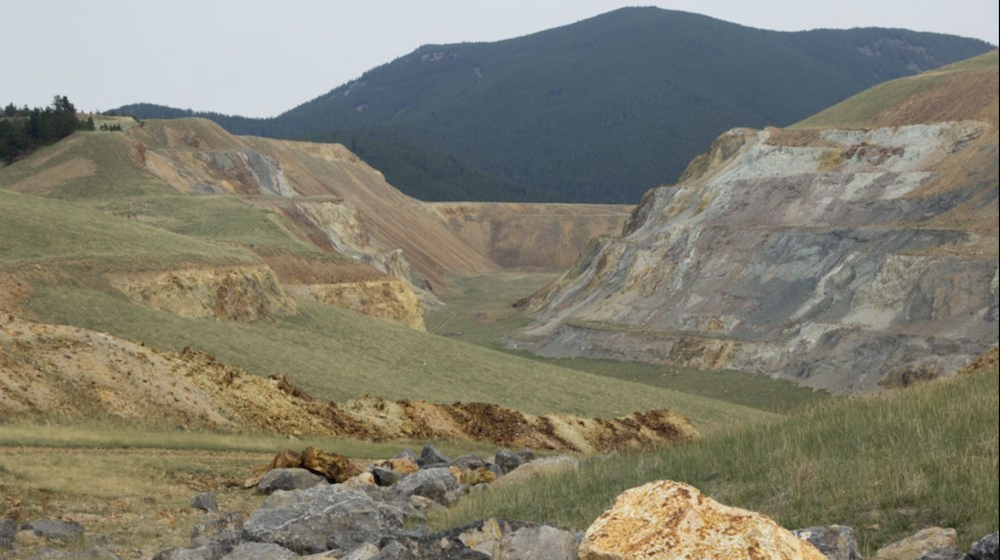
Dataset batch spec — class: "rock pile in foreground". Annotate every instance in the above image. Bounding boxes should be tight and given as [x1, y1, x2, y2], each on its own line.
[6, 465, 997, 560]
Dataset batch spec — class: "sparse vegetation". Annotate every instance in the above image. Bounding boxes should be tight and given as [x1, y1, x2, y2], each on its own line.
[434, 366, 999, 555]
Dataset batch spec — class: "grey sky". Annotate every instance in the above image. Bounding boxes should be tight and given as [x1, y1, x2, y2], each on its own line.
[5, 0, 997, 118]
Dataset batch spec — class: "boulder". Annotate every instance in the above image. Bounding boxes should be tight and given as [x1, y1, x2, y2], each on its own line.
[970, 534, 999, 560]
[270, 450, 303, 470]
[243, 484, 403, 555]
[916, 549, 966, 560]
[451, 455, 487, 471]
[302, 446, 361, 483]
[22, 520, 85, 543]
[157, 545, 224, 560]
[190, 512, 245, 551]
[417, 445, 451, 468]
[876, 529, 959, 560]
[467, 468, 497, 486]
[342, 472, 377, 490]
[496, 456, 580, 487]
[794, 526, 862, 560]
[222, 542, 298, 560]
[579, 481, 827, 560]
[500, 525, 579, 560]
[388, 458, 419, 476]
[494, 449, 535, 475]
[372, 467, 403, 487]
[258, 468, 326, 495]
[191, 492, 219, 513]
[389, 467, 461, 506]
[1, 519, 15, 550]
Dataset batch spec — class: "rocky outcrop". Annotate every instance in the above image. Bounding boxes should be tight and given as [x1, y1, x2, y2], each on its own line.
[579, 481, 827, 560]
[117, 266, 297, 322]
[291, 279, 426, 330]
[515, 121, 999, 391]
[875, 528, 959, 560]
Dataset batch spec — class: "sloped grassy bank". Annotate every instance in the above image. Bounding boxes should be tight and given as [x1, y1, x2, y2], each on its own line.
[435, 361, 999, 555]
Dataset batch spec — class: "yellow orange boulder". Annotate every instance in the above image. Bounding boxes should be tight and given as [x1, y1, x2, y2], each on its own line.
[580, 481, 827, 560]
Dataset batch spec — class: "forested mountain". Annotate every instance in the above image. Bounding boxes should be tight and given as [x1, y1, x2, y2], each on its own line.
[116, 8, 994, 203]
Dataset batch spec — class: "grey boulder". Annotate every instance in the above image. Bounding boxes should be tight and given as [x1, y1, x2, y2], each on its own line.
[191, 493, 219, 513]
[794, 526, 862, 560]
[258, 468, 326, 495]
[500, 525, 579, 560]
[417, 445, 451, 468]
[971, 534, 999, 560]
[22, 520, 85, 543]
[221, 542, 298, 560]
[1, 519, 15, 550]
[389, 468, 460, 506]
[243, 484, 403, 555]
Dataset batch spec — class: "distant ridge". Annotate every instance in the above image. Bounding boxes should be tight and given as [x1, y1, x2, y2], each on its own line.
[116, 8, 995, 203]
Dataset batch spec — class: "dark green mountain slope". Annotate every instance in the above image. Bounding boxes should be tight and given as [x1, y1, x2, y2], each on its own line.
[118, 8, 994, 203]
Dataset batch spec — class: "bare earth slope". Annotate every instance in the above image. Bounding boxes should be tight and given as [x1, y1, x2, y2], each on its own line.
[512, 53, 999, 392]
[0, 315, 696, 454]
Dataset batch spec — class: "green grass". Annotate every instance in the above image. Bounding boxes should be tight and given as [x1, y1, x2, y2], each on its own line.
[428, 274, 827, 415]
[26, 283, 774, 433]
[0, 420, 500, 459]
[795, 49, 998, 129]
[0, 189, 253, 269]
[434, 367, 999, 555]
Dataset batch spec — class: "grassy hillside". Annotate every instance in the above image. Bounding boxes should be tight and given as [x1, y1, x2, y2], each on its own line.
[795, 49, 999, 129]
[24, 282, 773, 432]
[117, 9, 993, 203]
[436, 363, 999, 554]
[0, 189, 253, 268]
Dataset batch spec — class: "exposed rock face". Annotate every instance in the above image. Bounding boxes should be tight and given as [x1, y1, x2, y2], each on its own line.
[117, 266, 297, 322]
[516, 122, 999, 391]
[291, 279, 426, 331]
[579, 481, 827, 560]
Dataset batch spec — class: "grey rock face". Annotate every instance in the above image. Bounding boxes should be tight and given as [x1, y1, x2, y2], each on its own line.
[243, 485, 403, 555]
[191, 493, 219, 513]
[417, 445, 451, 468]
[22, 520, 85, 543]
[221, 542, 298, 560]
[24, 548, 123, 560]
[389, 468, 460, 506]
[258, 468, 326, 495]
[970, 534, 999, 560]
[512, 123, 999, 392]
[793, 526, 862, 560]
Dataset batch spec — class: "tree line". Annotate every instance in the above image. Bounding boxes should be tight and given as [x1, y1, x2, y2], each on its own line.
[1, 96, 95, 165]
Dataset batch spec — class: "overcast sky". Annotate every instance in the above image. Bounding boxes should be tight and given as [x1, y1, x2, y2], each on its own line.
[5, 0, 998, 118]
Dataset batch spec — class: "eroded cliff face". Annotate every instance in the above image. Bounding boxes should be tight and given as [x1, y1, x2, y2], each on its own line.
[513, 123, 999, 392]
[115, 266, 298, 322]
[290, 280, 427, 331]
